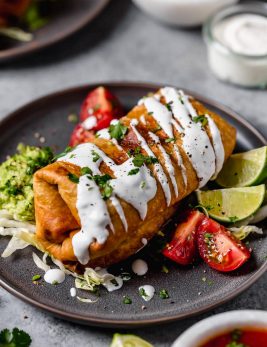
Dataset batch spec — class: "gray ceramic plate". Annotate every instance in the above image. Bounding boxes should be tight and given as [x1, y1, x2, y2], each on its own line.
[0, 82, 266, 328]
[0, 0, 109, 62]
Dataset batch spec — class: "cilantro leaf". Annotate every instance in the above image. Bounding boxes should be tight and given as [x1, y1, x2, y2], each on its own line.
[159, 289, 169, 299]
[192, 115, 208, 127]
[0, 328, 32, 347]
[91, 150, 100, 163]
[81, 167, 93, 176]
[108, 122, 128, 140]
[68, 173, 79, 184]
[53, 146, 73, 161]
[132, 154, 158, 168]
[128, 168, 140, 176]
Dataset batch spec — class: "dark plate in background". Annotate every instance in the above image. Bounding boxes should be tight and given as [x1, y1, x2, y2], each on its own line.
[0, 82, 266, 328]
[0, 0, 109, 62]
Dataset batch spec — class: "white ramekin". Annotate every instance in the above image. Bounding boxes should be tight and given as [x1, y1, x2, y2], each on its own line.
[172, 310, 267, 347]
[132, 0, 239, 27]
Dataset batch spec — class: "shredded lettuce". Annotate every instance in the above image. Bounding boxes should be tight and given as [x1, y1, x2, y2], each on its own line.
[32, 252, 50, 272]
[229, 225, 263, 240]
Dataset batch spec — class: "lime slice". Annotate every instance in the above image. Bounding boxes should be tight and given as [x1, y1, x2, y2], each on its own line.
[216, 146, 267, 188]
[110, 334, 153, 347]
[196, 185, 265, 223]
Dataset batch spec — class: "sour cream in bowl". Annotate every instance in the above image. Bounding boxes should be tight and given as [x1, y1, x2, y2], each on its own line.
[172, 310, 267, 347]
[203, 2, 267, 88]
[132, 0, 238, 27]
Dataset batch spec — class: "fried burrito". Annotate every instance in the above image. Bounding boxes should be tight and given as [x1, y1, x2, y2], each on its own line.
[33, 87, 236, 268]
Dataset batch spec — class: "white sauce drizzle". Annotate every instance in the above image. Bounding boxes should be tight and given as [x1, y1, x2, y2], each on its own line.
[131, 123, 172, 206]
[160, 87, 216, 188]
[149, 132, 178, 197]
[110, 196, 128, 231]
[70, 287, 77, 297]
[139, 285, 155, 301]
[44, 269, 65, 285]
[206, 114, 225, 179]
[59, 143, 157, 264]
[143, 96, 174, 138]
[132, 259, 148, 276]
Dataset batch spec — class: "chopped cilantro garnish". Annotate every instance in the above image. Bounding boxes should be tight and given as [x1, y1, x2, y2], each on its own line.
[68, 173, 79, 184]
[165, 102, 173, 111]
[91, 174, 113, 200]
[165, 138, 175, 143]
[108, 122, 128, 140]
[161, 265, 169, 274]
[192, 115, 208, 127]
[81, 167, 93, 176]
[159, 289, 169, 299]
[92, 150, 101, 162]
[53, 146, 73, 161]
[102, 182, 113, 200]
[128, 168, 140, 176]
[123, 296, 132, 304]
[139, 288, 148, 297]
[32, 274, 41, 282]
[132, 153, 158, 167]
[0, 328, 32, 347]
[93, 174, 112, 187]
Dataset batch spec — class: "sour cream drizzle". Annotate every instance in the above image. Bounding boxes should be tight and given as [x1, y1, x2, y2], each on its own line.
[131, 122, 172, 206]
[160, 87, 216, 188]
[206, 114, 225, 179]
[149, 131, 178, 197]
[59, 143, 157, 264]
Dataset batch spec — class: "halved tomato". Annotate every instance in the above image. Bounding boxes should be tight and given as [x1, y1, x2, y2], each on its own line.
[162, 210, 205, 265]
[80, 86, 124, 130]
[197, 217, 251, 272]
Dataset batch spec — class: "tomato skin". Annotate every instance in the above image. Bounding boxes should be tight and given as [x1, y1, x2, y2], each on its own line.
[80, 86, 124, 130]
[162, 210, 205, 265]
[197, 217, 251, 272]
[69, 124, 95, 147]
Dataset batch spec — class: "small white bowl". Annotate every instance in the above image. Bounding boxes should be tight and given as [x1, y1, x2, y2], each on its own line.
[172, 310, 267, 347]
[132, 0, 239, 27]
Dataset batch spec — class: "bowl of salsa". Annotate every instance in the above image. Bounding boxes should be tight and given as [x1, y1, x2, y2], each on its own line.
[172, 310, 267, 347]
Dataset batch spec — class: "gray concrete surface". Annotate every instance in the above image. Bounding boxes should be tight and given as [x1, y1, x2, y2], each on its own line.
[0, 1, 267, 346]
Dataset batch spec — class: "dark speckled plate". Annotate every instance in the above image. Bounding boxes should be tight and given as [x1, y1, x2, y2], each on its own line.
[0, 82, 266, 328]
[0, 0, 109, 62]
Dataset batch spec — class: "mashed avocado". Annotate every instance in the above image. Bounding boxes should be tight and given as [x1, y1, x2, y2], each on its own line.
[0, 144, 53, 221]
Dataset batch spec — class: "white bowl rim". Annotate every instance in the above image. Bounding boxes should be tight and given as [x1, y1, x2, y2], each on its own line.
[172, 310, 267, 347]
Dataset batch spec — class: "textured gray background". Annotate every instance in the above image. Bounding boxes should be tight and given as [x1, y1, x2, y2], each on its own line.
[0, 1, 267, 346]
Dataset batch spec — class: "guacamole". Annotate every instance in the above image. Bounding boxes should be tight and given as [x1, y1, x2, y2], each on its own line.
[0, 144, 53, 221]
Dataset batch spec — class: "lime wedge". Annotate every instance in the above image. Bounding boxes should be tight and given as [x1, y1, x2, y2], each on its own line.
[110, 334, 153, 347]
[216, 146, 267, 187]
[196, 185, 265, 223]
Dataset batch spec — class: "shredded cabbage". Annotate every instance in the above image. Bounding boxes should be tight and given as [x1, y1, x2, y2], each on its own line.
[32, 252, 50, 272]
[229, 225, 263, 240]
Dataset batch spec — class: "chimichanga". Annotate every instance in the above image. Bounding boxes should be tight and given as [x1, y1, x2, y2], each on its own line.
[33, 87, 236, 268]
